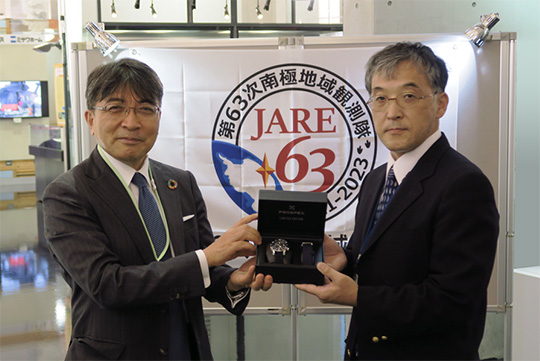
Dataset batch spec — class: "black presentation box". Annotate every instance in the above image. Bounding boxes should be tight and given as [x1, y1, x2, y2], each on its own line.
[255, 189, 327, 285]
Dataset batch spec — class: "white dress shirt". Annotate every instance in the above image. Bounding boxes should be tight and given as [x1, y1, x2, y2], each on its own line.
[386, 129, 442, 184]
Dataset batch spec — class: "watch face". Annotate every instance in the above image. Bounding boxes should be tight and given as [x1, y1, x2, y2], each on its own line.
[270, 238, 289, 253]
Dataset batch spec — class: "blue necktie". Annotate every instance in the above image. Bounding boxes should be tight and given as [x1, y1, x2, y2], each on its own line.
[373, 166, 398, 225]
[133, 173, 190, 359]
[131, 172, 167, 256]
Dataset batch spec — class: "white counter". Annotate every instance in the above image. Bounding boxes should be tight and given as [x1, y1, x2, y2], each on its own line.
[512, 266, 540, 361]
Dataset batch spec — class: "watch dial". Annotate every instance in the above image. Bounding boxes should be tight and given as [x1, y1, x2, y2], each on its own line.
[270, 238, 289, 252]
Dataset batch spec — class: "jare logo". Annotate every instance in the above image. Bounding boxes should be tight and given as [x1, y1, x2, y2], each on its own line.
[212, 63, 376, 220]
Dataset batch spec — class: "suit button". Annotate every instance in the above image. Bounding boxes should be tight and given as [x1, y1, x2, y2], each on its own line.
[372, 336, 380, 343]
[381, 336, 388, 341]
[347, 349, 351, 357]
[159, 348, 168, 356]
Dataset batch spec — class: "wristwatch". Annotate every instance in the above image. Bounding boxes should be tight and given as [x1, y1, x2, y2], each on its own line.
[269, 238, 290, 264]
[301, 242, 315, 265]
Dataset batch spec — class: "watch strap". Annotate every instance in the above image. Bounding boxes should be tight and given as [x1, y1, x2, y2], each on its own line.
[274, 250, 284, 264]
[301, 242, 315, 265]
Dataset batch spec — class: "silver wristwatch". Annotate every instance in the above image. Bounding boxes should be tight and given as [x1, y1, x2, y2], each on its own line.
[269, 238, 289, 264]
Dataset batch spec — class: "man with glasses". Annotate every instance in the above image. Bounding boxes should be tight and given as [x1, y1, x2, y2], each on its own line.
[296, 42, 499, 360]
[44, 58, 271, 360]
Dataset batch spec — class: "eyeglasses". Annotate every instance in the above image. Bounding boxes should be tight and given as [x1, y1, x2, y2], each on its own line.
[91, 104, 161, 119]
[367, 92, 438, 111]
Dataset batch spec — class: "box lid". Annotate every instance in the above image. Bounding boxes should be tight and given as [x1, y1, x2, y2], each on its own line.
[257, 189, 327, 239]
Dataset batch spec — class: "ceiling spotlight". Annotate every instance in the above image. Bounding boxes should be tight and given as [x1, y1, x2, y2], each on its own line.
[150, 1, 158, 18]
[84, 21, 120, 56]
[134, 0, 140, 9]
[307, 0, 314, 11]
[224, 2, 230, 20]
[33, 41, 61, 53]
[264, 0, 271, 11]
[111, 0, 117, 18]
[256, 1, 263, 19]
[465, 12, 500, 47]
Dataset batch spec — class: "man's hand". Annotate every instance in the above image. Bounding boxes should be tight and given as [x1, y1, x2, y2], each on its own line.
[227, 257, 273, 292]
[295, 262, 357, 307]
[204, 214, 261, 268]
[323, 234, 347, 271]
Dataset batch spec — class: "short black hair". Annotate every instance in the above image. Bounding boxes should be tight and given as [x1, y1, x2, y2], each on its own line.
[86, 58, 163, 109]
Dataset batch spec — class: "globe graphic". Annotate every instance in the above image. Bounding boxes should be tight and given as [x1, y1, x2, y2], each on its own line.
[212, 140, 283, 214]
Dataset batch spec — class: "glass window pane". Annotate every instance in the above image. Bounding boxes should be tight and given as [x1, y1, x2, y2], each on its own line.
[237, 29, 343, 38]
[244, 314, 294, 360]
[297, 314, 350, 360]
[295, 0, 342, 24]
[206, 314, 294, 360]
[237, 0, 293, 24]
[100, 0, 188, 23]
[194, 0, 232, 23]
[206, 313, 350, 361]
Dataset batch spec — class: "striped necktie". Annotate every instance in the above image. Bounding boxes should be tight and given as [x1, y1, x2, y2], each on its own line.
[131, 172, 167, 256]
[373, 166, 398, 224]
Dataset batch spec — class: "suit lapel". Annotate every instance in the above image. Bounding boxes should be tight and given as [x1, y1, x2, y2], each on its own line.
[364, 177, 423, 251]
[349, 166, 385, 257]
[150, 161, 186, 255]
[361, 135, 450, 254]
[86, 150, 157, 264]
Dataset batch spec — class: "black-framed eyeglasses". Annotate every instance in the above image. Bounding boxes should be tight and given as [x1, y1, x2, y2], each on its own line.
[91, 104, 161, 119]
[367, 92, 438, 111]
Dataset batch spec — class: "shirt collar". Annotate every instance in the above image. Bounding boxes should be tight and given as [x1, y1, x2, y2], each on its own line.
[97, 145, 151, 187]
[387, 129, 441, 184]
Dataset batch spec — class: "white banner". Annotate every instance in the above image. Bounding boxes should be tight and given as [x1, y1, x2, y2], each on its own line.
[118, 44, 460, 244]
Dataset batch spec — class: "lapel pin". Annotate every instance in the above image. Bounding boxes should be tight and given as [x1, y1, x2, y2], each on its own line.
[167, 179, 178, 190]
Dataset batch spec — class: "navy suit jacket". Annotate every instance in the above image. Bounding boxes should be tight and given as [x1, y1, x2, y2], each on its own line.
[343, 134, 499, 360]
[44, 148, 248, 360]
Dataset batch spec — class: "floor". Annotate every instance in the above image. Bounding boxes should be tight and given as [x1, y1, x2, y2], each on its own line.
[0, 245, 70, 361]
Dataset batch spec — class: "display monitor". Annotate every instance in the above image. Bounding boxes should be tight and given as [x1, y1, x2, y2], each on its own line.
[0, 81, 49, 119]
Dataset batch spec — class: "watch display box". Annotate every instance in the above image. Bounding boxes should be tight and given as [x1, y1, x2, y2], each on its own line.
[255, 189, 327, 285]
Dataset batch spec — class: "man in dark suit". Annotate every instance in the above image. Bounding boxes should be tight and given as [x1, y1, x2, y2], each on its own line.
[44, 58, 271, 360]
[296, 42, 499, 360]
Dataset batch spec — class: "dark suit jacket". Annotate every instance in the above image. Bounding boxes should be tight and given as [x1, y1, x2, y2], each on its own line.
[343, 134, 499, 360]
[44, 148, 248, 360]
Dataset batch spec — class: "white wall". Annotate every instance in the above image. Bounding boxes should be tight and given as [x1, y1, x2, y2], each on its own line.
[512, 267, 540, 361]
[343, 0, 540, 269]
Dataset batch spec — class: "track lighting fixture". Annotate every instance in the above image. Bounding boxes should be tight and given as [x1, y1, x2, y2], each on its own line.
[85, 21, 120, 57]
[464, 12, 500, 47]
[256, 0, 263, 19]
[264, 0, 271, 11]
[111, 0, 117, 18]
[33, 41, 62, 53]
[308, 0, 314, 11]
[224, 2, 230, 20]
[134, 0, 140, 9]
[150, 0, 158, 18]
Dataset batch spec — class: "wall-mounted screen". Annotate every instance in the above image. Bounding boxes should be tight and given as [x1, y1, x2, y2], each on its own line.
[0, 81, 49, 119]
